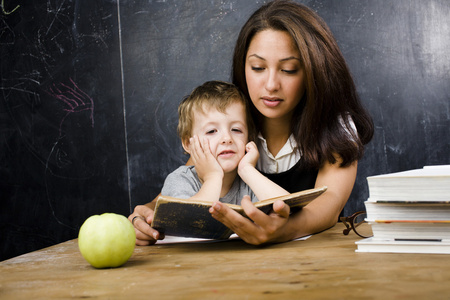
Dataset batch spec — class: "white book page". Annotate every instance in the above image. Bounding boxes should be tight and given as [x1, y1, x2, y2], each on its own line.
[156, 234, 311, 245]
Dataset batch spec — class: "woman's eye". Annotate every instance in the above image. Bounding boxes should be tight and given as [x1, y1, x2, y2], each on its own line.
[251, 66, 264, 72]
[282, 69, 298, 74]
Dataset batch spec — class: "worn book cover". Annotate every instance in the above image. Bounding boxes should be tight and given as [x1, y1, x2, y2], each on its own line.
[152, 186, 327, 239]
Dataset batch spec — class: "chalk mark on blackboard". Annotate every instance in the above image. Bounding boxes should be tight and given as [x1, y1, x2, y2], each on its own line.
[46, 78, 94, 137]
[44, 138, 77, 230]
[43, 78, 95, 230]
[0, 17, 15, 45]
[1, 0, 20, 15]
[45, 0, 68, 36]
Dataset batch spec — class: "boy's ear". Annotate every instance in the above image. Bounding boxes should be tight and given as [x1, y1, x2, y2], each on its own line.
[181, 138, 191, 154]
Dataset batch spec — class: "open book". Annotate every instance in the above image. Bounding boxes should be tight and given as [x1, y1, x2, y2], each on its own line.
[151, 186, 327, 240]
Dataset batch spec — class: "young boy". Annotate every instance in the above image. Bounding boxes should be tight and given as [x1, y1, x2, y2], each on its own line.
[161, 80, 288, 204]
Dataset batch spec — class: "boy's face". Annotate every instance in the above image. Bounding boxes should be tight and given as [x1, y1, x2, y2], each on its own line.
[187, 101, 249, 174]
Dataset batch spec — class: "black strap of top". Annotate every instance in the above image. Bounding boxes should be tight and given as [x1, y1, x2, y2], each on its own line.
[261, 159, 318, 194]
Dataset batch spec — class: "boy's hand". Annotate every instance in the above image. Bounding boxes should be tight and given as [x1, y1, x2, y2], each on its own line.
[238, 141, 259, 173]
[189, 135, 223, 183]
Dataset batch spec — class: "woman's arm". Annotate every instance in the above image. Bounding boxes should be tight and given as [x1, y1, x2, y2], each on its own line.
[128, 154, 193, 245]
[209, 158, 357, 244]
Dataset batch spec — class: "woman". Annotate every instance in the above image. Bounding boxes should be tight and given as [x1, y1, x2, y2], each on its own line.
[130, 0, 374, 245]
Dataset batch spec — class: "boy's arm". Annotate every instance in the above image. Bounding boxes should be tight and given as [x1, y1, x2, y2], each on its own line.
[186, 135, 223, 202]
[128, 134, 224, 245]
[238, 142, 289, 200]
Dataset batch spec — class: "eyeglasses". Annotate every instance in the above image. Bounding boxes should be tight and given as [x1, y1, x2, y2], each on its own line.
[340, 211, 373, 238]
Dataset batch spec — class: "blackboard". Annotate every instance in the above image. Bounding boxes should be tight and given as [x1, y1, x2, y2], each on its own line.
[1, 0, 449, 260]
[0, 0, 128, 260]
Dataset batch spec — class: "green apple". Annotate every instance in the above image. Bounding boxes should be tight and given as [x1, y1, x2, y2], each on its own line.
[78, 213, 136, 268]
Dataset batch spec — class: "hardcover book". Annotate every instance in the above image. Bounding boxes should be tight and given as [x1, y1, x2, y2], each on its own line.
[356, 165, 450, 254]
[356, 238, 450, 254]
[367, 220, 450, 241]
[364, 200, 450, 221]
[366, 165, 450, 202]
[152, 186, 327, 239]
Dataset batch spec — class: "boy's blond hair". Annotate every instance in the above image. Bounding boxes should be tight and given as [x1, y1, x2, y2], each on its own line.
[177, 81, 255, 146]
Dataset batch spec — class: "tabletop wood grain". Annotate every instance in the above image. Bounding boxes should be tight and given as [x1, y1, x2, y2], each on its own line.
[1, 224, 450, 299]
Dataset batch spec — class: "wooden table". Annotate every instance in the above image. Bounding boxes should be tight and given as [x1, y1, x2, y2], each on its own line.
[1, 224, 450, 299]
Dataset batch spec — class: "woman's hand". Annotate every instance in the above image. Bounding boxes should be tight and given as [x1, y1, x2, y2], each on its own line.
[210, 156, 358, 245]
[128, 204, 163, 246]
[209, 195, 292, 245]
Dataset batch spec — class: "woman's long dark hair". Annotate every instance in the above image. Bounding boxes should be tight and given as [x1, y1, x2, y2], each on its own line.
[232, 0, 374, 168]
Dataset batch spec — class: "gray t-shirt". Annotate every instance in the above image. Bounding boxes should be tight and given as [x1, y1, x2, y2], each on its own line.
[161, 166, 258, 205]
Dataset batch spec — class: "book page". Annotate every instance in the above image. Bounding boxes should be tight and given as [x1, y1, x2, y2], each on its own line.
[156, 234, 311, 244]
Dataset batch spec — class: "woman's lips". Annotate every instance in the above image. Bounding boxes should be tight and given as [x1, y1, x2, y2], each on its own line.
[262, 97, 282, 107]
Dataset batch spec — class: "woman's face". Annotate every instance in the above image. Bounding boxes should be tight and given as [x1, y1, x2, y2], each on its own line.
[245, 29, 306, 122]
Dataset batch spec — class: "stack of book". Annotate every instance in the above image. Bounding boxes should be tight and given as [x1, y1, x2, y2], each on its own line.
[356, 165, 450, 254]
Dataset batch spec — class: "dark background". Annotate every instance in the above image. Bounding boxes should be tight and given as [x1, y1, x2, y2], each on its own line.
[1, 0, 449, 260]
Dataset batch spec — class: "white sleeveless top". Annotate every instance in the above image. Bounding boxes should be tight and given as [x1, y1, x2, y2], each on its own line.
[256, 115, 357, 174]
